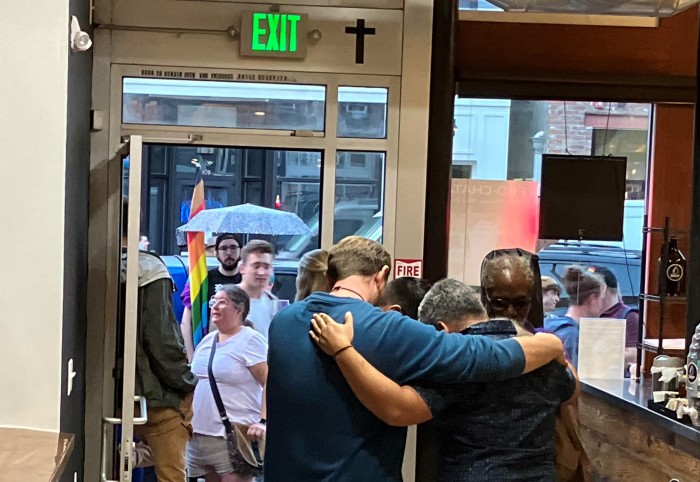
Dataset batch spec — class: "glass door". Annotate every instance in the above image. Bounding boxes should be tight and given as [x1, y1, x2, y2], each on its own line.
[142, 144, 323, 261]
[101, 135, 148, 482]
[113, 65, 400, 256]
[90, 67, 400, 480]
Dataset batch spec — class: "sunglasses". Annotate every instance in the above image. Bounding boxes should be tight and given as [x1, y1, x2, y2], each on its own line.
[486, 294, 531, 313]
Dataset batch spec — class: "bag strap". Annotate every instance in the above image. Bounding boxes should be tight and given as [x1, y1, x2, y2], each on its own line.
[207, 333, 264, 465]
[207, 334, 235, 437]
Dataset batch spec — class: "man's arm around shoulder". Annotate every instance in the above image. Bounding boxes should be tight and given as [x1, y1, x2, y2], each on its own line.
[514, 333, 567, 374]
[366, 312, 564, 384]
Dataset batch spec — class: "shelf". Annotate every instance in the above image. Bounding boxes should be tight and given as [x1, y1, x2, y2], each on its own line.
[637, 217, 689, 379]
[640, 294, 687, 304]
[638, 338, 686, 354]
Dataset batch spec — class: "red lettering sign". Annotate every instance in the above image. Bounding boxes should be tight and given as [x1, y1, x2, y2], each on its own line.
[394, 259, 423, 279]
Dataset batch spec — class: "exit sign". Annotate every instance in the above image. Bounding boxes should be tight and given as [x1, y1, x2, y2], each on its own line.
[240, 12, 308, 59]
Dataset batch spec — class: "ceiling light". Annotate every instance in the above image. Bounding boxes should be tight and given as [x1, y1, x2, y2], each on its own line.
[254, 111, 266, 116]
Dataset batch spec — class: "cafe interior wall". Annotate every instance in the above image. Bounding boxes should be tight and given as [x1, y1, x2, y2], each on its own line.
[454, 6, 699, 373]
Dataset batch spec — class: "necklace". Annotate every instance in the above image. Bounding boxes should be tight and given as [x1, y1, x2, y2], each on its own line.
[331, 286, 366, 302]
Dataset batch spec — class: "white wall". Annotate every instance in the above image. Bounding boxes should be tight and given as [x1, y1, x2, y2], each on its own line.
[453, 98, 511, 180]
[0, 1, 68, 430]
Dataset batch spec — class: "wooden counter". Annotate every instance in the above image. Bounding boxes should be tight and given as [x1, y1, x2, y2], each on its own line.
[580, 379, 700, 481]
[0, 428, 74, 482]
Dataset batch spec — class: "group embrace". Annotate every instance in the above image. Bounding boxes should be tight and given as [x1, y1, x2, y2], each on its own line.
[127, 232, 583, 482]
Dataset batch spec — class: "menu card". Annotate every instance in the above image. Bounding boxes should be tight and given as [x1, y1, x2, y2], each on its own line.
[578, 318, 626, 380]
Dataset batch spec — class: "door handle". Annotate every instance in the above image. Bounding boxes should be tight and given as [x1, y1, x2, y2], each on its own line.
[101, 396, 148, 482]
[103, 396, 149, 425]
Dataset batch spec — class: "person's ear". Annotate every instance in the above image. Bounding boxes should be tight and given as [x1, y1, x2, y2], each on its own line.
[375, 266, 390, 286]
[385, 304, 403, 314]
[436, 321, 449, 332]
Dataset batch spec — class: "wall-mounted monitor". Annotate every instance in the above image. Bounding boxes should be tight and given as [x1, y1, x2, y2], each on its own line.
[539, 155, 627, 241]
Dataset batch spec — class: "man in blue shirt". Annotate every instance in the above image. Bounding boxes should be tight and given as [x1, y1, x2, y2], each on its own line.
[265, 237, 567, 481]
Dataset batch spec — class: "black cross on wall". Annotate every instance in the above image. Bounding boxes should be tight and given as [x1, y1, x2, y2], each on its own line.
[345, 19, 376, 64]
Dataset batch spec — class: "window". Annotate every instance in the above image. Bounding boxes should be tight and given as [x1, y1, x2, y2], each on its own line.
[122, 78, 326, 132]
[449, 99, 651, 294]
[337, 87, 388, 139]
[452, 164, 473, 179]
[335, 151, 385, 243]
[140, 144, 322, 256]
[592, 128, 649, 200]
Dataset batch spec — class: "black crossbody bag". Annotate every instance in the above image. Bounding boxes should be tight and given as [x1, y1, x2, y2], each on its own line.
[207, 333, 264, 467]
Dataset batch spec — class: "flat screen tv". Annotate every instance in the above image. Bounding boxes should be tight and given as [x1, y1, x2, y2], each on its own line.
[539, 155, 627, 241]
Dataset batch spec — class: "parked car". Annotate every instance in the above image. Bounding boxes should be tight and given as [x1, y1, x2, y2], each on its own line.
[537, 241, 641, 316]
[161, 255, 299, 322]
[277, 202, 379, 260]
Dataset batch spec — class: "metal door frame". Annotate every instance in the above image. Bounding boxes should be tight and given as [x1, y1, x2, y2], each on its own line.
[97, 137, 149, 482]
[111, 64, 400, 251]
[89, 63, 401, 480]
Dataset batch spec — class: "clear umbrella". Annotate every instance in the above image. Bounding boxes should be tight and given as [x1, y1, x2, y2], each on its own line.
[179, 203, 312, 236]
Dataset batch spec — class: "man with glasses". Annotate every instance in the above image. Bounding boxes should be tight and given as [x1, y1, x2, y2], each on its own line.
[181, 233, 244, 360]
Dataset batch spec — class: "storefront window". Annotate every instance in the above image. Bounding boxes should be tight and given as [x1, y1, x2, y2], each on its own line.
[449, 99, 650, 316]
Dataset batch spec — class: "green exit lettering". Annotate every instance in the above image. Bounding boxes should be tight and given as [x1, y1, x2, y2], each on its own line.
[251, 13, 301, 53]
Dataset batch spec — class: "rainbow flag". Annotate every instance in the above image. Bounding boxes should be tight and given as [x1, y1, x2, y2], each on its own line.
[187, 167, 209, 347]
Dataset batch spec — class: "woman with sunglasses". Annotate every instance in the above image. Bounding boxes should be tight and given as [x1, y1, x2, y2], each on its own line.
[187, 285, 267, 482]
[544, 266, 606, 369]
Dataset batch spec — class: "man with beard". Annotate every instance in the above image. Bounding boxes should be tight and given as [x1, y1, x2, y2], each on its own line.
[180, 233, 243, 360]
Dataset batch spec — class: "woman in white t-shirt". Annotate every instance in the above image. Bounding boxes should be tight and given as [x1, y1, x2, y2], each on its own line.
[187, 285, 268, 482]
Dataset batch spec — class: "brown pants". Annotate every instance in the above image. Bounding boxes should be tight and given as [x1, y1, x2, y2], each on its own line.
[134, 393, 193, 482]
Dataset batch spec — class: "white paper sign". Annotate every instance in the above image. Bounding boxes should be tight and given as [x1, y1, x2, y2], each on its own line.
[578, 318, 626, 380]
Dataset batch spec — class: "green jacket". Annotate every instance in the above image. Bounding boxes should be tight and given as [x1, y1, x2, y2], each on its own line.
[124, 252, 197, 409]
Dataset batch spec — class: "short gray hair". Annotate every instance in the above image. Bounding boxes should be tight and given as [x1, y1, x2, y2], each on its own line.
[418, 278, 486, 327]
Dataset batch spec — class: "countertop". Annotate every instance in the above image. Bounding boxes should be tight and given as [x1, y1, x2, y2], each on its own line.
[0, 428, 74, 482]
[581, 378, 700, 445]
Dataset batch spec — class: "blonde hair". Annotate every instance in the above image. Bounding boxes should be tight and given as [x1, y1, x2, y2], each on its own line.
[327, 236, 391, 285]
[295, 249, 330, 301]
